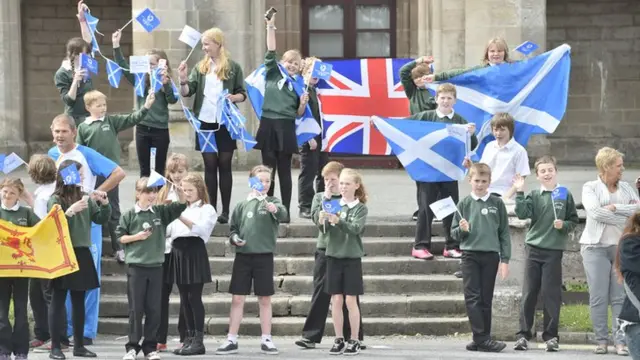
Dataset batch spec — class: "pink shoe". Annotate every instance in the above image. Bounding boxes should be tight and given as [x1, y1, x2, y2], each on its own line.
[443, 248, 463, 258]
[412, 248, 434, 260]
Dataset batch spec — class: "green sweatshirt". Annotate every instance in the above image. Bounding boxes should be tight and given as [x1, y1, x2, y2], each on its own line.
[261, 50, 300, 120]
[413, 110, 479, 150]
[310, 192, 343, 249]
[0, 206, 40, 227]
[183, 58, 247, 120]
[434, 64, 486, 82]
[325, 201, 368, 259]
[229, 196, 288, 254]
[76, 109, 149, 164]
[451, 194, 511, 263]
[47, 196, 111, 248]
[116, 202, 187, 267]
[114, 48, 179, 129]
[515, 188, 579, 250]
[54, 66, 94, 124]
[117, 202, 187, 266]
[399, 60, 437, 114]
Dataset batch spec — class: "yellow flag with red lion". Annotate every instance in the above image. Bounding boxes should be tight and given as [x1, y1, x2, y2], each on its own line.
[0, 205, 79, 279]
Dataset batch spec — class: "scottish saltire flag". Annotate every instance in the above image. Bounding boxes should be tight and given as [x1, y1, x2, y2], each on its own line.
[316, 58, 411, 154]
[134, 73, 146, 97]
[245, 64, 321, 146]
[371, 116, 469, 182]
[551, 186, 568, 201]
[83, 11, 101, 54]
[182, 104, 201, 131]
[171, 80, 180, 99]
[197, 130, 217, 153]
[220, 97, 257, 151]
[427, 44, 571, 159]
[149, 67, 163, 93]
[106, 59, 122, 88]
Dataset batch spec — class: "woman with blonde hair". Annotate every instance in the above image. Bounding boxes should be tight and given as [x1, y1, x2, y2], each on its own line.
[177, 27, 247, 225]
[581, 147, 639, 355]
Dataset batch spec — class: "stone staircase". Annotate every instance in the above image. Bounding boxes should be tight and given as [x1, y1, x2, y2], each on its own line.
[98, 221, 469, 336]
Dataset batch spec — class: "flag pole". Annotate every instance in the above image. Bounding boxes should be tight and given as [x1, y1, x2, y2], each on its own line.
[551, 198, 558, 220]
[184, 44, 198, 63]
[119, 18, 134, 32]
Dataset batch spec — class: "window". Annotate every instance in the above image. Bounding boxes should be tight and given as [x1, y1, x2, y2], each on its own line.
[302, 0, 396, 59]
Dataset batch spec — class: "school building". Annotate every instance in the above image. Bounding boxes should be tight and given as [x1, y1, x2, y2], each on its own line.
[2, 0, 639, 168]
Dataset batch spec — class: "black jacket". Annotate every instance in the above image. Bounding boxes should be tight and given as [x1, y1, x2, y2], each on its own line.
[618, 234, 640, 323]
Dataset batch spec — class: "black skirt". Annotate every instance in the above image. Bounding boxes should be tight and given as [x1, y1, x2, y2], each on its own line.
[162, 252, 174, 285]
[170, 236, 212, 285]
[52, 247, 100, 291]
[254, 117, 299, 154]
[195, 122, 237, 153]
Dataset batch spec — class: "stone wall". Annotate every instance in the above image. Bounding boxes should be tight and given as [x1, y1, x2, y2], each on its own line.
[22, 0, 134, 156]
[547, 0, 640, 164]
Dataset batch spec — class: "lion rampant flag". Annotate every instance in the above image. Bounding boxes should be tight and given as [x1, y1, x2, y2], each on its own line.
[0, 205, 79, 279]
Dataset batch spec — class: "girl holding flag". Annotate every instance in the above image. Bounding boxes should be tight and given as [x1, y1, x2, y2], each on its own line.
[177, 27, 247, 225]
[111, 30, 178, 178]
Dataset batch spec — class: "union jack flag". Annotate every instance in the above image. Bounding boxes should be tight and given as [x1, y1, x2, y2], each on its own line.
[317, 58, 412, 155]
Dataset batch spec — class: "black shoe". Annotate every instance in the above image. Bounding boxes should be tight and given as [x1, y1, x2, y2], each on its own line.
[477, 340, 506, 353]
[465, 341, 478, 351]
[180, 331, 206, 355]
[412, 210, 418, 221]
[215, 340, 238, 355]
[514, 337, 528, 351]
[295, 338, 316, 349]
[83, 337, 93, 346]
[299, 209, 311, 219]
[359, 342, 366, 350]
[217, 212, 229, 224]
[454, 270, 463, 278]
[343, 340, 360, 356]
[49, 349, 66, 360]
[281, 214, 291, 224]
[175, 331, 194, 355]
[329, 338, 345, 355]
[72, 346, 97, 357]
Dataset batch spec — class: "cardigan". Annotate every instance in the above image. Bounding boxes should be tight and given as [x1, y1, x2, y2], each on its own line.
[579, 177, 640, 246]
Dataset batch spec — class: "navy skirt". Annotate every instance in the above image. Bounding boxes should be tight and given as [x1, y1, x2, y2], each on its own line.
[52, 247, 99, 291]
[170, 236, 212, 285]
[254, 117, 299, 154]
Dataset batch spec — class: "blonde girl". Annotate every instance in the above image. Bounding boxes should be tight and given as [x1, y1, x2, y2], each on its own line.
[177, 27, 247, 225]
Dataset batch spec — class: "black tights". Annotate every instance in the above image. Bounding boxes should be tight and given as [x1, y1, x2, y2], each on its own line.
[201, 151, 233, 215]
[50, 289, 85, 350]
[177, 284, 205, 333]
[261, 150, 293, 212]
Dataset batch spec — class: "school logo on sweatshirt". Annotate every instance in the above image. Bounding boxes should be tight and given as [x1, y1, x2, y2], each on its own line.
[247, 211, 254, 219]
[101, 124, 111, 132]
[152, 218, 162, 226]
[17, 218, 28, 226]
[481, 208, 488, 215]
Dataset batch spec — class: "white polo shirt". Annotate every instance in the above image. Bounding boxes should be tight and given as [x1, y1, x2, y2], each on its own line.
[480, 138, 530, 197]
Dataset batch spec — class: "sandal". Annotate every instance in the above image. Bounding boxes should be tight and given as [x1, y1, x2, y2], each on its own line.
[594, 345, 608, 354]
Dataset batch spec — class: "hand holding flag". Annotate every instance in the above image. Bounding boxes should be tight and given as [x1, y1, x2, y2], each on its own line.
[550, 185, 568, 220]
[322, 199, 342, 215]
[429, 196, 461, 221]
[147, 170, 167, 188]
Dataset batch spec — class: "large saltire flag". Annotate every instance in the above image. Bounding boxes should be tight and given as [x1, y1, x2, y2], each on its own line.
[427, 44, 572, 158]
[0, 205, 78, 279]
[371, 116, 470, 182]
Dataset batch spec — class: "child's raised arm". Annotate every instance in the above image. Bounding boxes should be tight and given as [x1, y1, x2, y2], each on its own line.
[89, 192, 111, 225]
[109, 93, 154, 132]
[77, 1, 92, 45]
[158, 201, 188, 226]
[112, 30, 136, 85]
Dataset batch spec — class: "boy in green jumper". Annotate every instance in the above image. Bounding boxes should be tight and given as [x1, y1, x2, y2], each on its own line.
[0, 178, 40, 360]
[411, 83, 478, 260]
[116, 178, 187, 360]
[451, 163, 511, 353]
[77, 89, 155, 264]
[512, 155, 579, 352]
[216, 165, 287, 355]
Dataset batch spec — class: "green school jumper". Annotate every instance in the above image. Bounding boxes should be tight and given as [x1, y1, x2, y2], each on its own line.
[54, 66, 94, 124]
[0, 206, 40, 227]
[399, 60, 437, 114]
[47, 196, 111, 248]
[310, 192, 343, 250]
[434, 64, 487, 82]
[76, 109, 149, 164]
[261, 51, 300, 120]
[515, 188, 579, 250]
[413, 110, 479, 150]
[325, 202, 368, 259]
[229, 196, 288, 254]
[451, 194, 511, 263]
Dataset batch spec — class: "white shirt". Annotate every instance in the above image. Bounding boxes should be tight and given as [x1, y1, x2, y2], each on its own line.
[134, 203, 154, 213]
[166, 186, 179, 202]
[480, 138, 530, 197]
[33, 182, 56, 218]
[198, 64, 224, 123]
[1, 202, 20, 211]
[84, 116, 105, 125]
[340, 198, 360, 209]
[165, 201, 217, 253]
[436, 109, 455, 119]
[470, 192, 491, 202]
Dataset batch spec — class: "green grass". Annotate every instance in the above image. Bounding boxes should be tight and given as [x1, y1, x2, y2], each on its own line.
[564, 281, 589, 293]
[557, 304, 612, 332]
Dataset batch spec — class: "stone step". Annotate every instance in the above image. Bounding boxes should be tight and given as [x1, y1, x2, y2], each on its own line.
[99, 294, 467, 318]
[103, 237, 448, 258]
[101, 255, 460, 276]
[98, 316, 469, 337]
[100, 274, 462, 296]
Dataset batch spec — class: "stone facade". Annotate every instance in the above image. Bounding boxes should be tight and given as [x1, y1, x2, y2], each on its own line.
[5, 0, 639, 166]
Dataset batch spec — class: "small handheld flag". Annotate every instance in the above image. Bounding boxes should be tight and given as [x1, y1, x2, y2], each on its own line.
[249, 177, 264, 192]
[311, 61, 333, 81]
[60, 164, 81, 186]
[106, 59, 122, 88]
[147, 170, 166, 188]
[551, 186, 568, 201]
[515, 41, 539, 56]
[80, 54, 98, 75]
[429, 196, 460, 221]
[322, 199, 342, 214]
[149, 67, 163, 93]
[135, 8, 161, 32]
[2, 153, 26, 174]
[83, 10, 101, 54]
[178, 25, 202, 62]
[197, 130, 218, 153]
[134, 73, 146, 97]
[129, 56, 150, 74]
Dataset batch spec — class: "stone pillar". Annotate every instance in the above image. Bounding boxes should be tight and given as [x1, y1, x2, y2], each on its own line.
[0, 0, 27, 157]
[129, 0, 265, 170]
[417, 0, 467, 71]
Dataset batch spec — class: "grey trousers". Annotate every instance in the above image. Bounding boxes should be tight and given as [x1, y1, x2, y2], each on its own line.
[581, 245, 626, 345]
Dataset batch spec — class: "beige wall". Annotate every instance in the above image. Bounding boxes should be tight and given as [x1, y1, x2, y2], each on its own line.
[22, 0, 134, 154]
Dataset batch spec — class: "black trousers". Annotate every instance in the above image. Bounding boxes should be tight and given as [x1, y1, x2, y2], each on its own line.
[136, 125, 170, 178]
[297, 140, 329, 210]
[262, 150, 293, 214]
[415, 181, 459, 251]
[95, 176, 121, 253]
[50, 289, 85, 350]
[126, 265, 163, 355]
[158, 282, 186, 344]
[517, 245, 563, 342]
[461, 251, 500, 344]
[301, 249, 364, 343]
[30, 278, 49, 342]
[0, 278, 29, 356]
